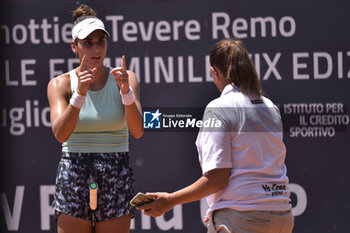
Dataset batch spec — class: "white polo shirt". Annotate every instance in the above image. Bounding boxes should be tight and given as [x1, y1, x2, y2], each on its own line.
[196, 84, 292, 217]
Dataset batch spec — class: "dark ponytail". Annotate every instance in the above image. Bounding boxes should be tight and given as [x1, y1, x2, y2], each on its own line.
[210, 38, 263, 97]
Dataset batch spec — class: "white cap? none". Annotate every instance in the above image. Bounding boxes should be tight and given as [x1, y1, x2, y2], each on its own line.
[72, 17, 110, 41]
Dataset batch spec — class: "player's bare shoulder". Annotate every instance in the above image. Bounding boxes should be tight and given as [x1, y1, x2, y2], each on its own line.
[48, 72, 71, 90]
[127, 70, 140, 89]
[47, 72, 72, 100]
[126, 70, 137, 81]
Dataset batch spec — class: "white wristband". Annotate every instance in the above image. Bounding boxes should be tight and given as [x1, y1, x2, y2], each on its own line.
[70, 92, 86, 109]
[120, 88, 135, 106]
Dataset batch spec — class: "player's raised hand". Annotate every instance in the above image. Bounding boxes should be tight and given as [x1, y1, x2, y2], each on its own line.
[77, 55, 96, 95]
[111, 55, 130, 94]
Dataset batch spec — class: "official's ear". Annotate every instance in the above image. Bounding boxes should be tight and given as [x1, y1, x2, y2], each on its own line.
[210, 66, 219, 81]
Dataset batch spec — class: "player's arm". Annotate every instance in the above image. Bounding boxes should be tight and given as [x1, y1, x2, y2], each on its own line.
[111, 56, 143, 139]
[47, 75, 80, 143]
[124, 71, 144, 139]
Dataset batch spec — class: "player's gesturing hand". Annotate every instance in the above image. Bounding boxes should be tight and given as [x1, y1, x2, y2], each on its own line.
[111, 56, 130, 94]
[77, 55, 96, 95]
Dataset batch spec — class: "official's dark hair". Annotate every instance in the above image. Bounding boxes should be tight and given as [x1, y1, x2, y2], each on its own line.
[72, 4, 97, 25]
[210, 38, 263, 97]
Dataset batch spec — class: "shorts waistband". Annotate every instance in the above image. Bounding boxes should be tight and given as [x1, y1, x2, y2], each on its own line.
[61, 151, 129, 162]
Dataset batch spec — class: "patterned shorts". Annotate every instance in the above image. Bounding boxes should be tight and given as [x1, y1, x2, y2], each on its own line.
[52, 152, 135, 222]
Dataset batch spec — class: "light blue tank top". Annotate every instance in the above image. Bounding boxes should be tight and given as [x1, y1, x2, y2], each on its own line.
[62, 68, 128, 153]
